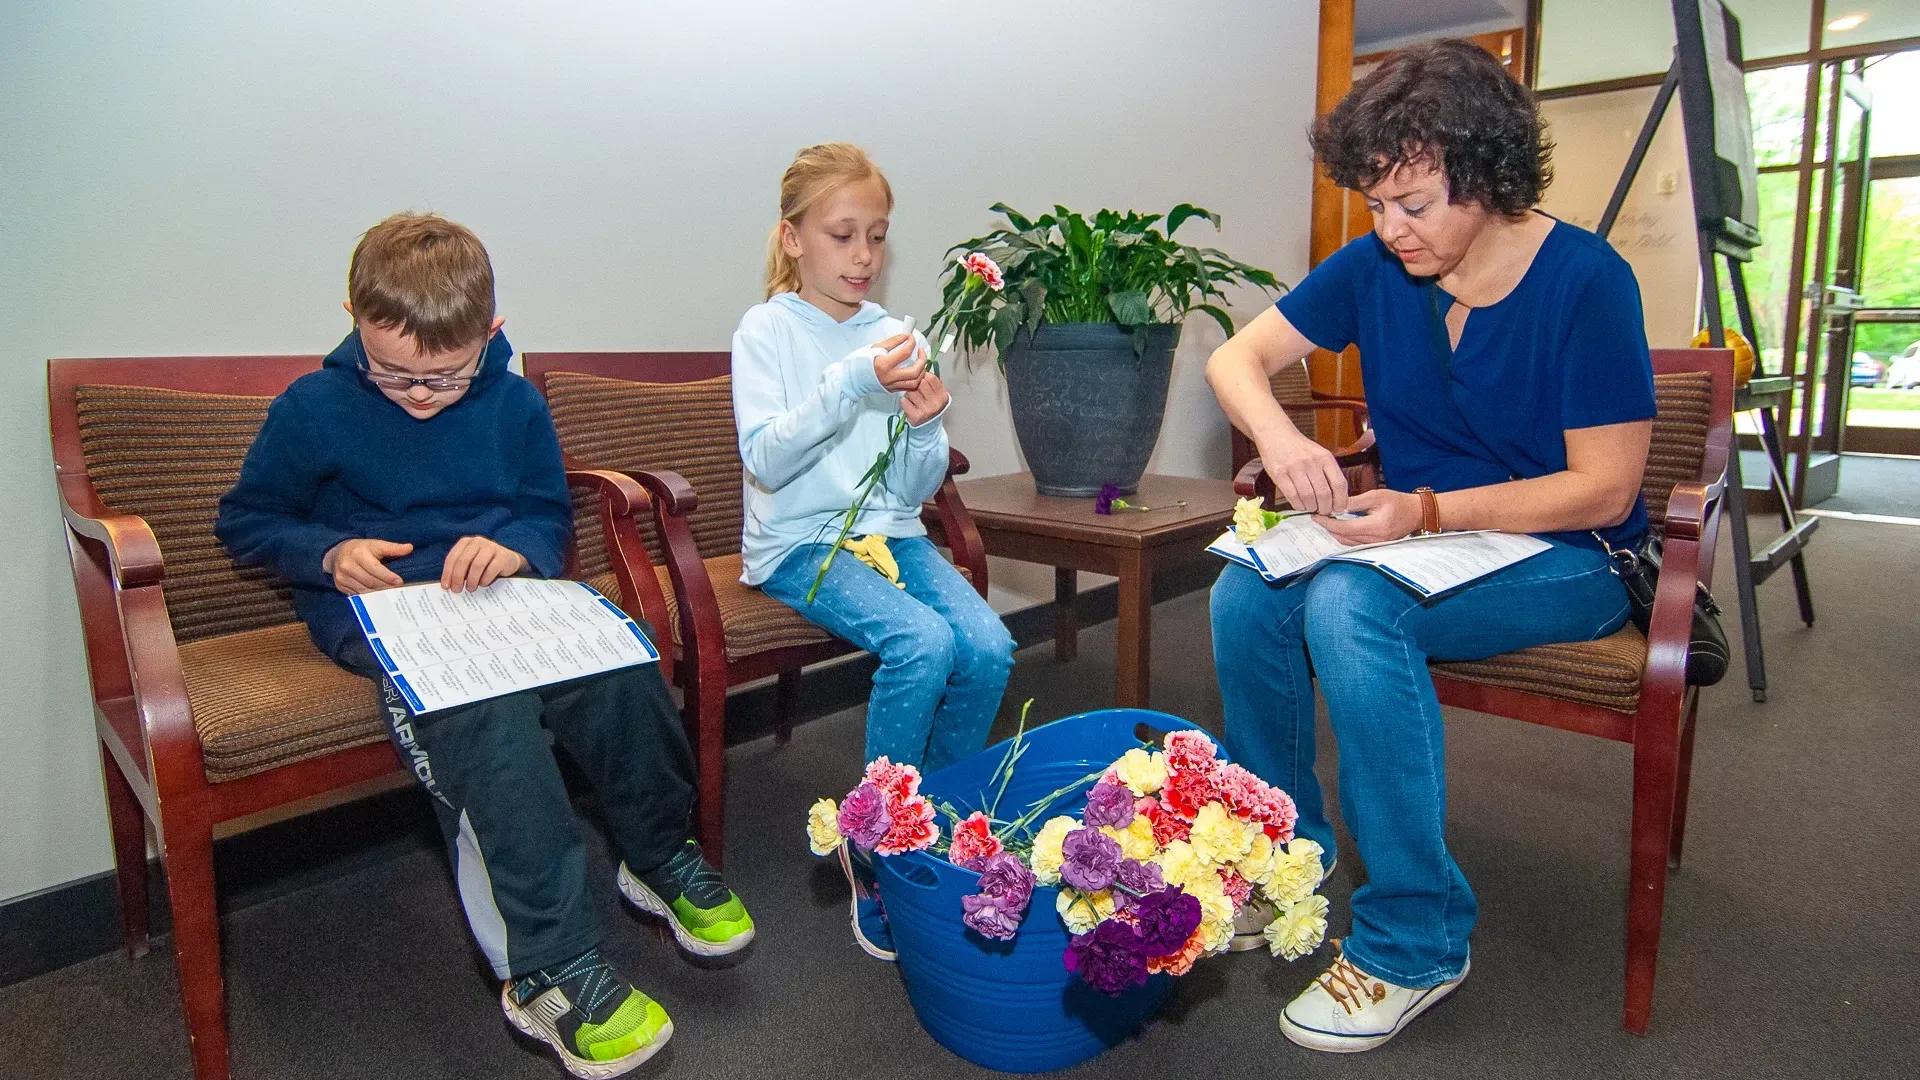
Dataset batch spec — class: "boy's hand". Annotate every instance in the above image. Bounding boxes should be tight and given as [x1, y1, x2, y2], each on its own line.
[872, 333, 927, 392]
[323, 538, 413, 595]
[441, 535, 527, 593]
[902, 371, 950, 426]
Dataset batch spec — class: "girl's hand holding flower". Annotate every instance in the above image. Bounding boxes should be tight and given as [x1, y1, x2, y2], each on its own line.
[871, 333, 926, 392]
[902, 371, 949, 425]
[1318, 488, 1423, 546]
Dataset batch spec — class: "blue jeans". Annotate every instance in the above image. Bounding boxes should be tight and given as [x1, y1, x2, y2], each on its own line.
[1209, 540, 1629, 987]
[761, 536, 1015, 773]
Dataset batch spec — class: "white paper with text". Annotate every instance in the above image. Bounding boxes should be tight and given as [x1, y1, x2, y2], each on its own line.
[1210, 519, 1551, 597]
[349, 577, 658, 714]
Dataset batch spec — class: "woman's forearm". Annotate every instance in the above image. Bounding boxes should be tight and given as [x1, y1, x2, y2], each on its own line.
[1434, 471, 1639, 535]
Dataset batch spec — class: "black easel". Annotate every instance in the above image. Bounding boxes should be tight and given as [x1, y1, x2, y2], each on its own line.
[1596, 1, 1817, 703]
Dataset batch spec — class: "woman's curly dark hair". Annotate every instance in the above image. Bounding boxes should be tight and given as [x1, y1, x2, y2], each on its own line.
[1312, 39, 1552, 214]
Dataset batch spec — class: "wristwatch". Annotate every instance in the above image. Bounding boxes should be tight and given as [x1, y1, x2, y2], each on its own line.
[1414, 486, 1441, 536]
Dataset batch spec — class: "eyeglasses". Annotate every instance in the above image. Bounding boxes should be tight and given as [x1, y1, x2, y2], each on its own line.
[360, 335, 489, 393]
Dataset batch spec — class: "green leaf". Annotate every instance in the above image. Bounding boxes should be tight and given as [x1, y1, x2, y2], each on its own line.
[1193, 303, 1237, 339]
[991, 304, 1022, 358]
[989, 202, 1035, 231]
[1167, 203, 1221, 236]
[1108, 289, 1153, 326]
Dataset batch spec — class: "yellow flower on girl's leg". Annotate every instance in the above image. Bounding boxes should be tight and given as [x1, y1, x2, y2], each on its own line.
[840, 534, 905, 588]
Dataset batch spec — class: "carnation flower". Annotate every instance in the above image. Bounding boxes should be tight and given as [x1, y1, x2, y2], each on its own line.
[1146, 926, 1209, 976]
[1030, 815, 1079, 885]
[806, 797, 843, 856]
[948, 811, 1003, 870]
[1060, 825, 1124, 892]
[961, 851, 1035, 940]
[862, 756, 921, 803]
[1153, 839, 1207, 894]
[1094, 482, 1120, 515]
[1111, 748, 1167, 796]
[1214, 762, 1298, 839]
[875, 793, 939, 856]
[1141, 800, 1191, 846]
[1262, 838, 1326, 906]
[1132, 887, 1202, 957]
[1064, 920, 1150, 996]
[1265, 894, 1330, 961]
[1082, 779, 1136, 829]
[1110, 858, 1165, 911]
[1101, 816, 1159, 863]
[1161, 729, 1221, 775]
[1237, 831, 1276, 886]
[837, 782, 892, 851]
[961, 251, 1005, 291]
[1188, 801, 1257, 868]
[1218, 869, 1253, 909]
[1161, 767, 1219, 819]
[1055, 885, 1116, 934]
[1233, 497, 1278, 543]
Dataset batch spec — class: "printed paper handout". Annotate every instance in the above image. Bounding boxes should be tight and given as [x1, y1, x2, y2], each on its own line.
[1208, 514, 1551, 598]
[350, 577, 659, 714]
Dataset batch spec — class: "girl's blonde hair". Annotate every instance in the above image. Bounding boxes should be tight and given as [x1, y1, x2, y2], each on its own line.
[764, 142, 894, 300]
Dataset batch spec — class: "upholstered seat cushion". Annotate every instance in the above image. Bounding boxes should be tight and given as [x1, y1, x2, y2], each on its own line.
[1431, 625, 1648, 714]
[177, 623, 387, 783]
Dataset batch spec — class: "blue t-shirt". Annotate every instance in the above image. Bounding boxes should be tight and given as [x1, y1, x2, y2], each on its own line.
[1276, 219, 1657, 551]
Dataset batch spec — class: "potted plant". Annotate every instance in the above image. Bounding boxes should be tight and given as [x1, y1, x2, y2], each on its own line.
[931, 204, 1284, 496]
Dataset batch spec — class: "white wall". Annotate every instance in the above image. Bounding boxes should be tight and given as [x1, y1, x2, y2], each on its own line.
[0, 1, 1319, 903]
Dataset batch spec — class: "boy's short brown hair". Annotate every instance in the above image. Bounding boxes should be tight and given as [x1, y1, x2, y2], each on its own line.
[347, 212, 496, 353]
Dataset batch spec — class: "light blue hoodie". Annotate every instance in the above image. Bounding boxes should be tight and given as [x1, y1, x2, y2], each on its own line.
[732, 292, 950, 585]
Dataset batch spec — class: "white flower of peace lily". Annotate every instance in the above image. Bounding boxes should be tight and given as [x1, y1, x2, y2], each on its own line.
[806, 797, 843, 856]
[1265, 893, 1330, 961]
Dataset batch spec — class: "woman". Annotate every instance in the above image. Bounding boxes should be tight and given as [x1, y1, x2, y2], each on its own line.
[1207, 40, 1653, 1052]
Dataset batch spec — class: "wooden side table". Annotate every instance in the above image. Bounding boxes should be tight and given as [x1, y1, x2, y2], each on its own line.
[943, 472, 1239, 708]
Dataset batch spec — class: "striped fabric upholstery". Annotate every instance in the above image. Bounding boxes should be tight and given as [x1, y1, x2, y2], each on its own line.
[543, 373, 745, 570]
[74, 384, 385, 781]
[74, 385, 296, 643]
[1270, 360, 1321, 441]
[1431, 371, 1714, 713]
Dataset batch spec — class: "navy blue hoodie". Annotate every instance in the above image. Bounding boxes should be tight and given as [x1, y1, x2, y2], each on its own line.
[215, 330, 571, 666]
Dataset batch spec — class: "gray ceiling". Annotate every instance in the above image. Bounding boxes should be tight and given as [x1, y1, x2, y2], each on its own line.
[1356, 0, 1528, 52]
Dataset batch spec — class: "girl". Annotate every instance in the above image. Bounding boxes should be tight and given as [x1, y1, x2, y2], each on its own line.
[731, 143, 1015, 961]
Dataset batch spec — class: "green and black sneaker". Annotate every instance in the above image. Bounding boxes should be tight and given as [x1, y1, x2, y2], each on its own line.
[500, 948, 671, 1079]
[618, 839, 755, 958]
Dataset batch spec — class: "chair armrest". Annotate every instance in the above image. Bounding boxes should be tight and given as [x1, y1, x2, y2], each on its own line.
[623, 468, 700, 517]
[1637, 479, 1720, 715]
[927, 471, 990, 598]
[59, 488, 165, 589]
[621, 468, 728, 684]
[1299, 397, 1370, 423]
[1234, 441, 1383, 504]
[565, 468, 676, 680]
[948, 447, 972, 477]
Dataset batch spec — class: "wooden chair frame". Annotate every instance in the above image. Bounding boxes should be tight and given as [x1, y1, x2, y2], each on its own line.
[49, 355, 660, 1080]
[523, 351, 990, 864]
[1227, 357, 1373, 474]
[1234, 349, 1734, 1034]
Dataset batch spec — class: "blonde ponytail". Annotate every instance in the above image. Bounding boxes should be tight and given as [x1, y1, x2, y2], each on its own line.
[763, 142, 894, 300]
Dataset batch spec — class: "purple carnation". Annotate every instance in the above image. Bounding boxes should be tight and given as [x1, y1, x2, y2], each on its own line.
[1064, 920, 1150, 996]
[961, 852, 1036, 941]
[1109, 858, 1165, 914]
[1094, 483, 1120, 515]
[1132, 887, 1203, 957]
[1059, 827, 1123, 892]
[1082, 779, 1136, 829]
[836, 782, 891, 851]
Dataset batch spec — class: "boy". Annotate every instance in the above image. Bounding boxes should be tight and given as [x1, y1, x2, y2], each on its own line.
[216, 212, 751, 1078]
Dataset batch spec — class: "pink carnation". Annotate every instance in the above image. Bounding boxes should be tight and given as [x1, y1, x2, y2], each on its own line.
[1215, 762, 1298, 840]
[1162, 730, 1221, 777]
[1161, 768, 1218, 820]
[948, 811, 1004, 870]
[1142, 799, 1191, 846]
[962, 251, 1004, 291]
[876, 793, 939, 855]
[1219, 869, 1253, 909]
[863, 756, 922, 804]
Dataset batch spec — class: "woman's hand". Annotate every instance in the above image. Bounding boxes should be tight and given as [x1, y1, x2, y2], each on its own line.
[1318, 488, 1423, 546]
[1257, 428, 1350, 517]
[902, 371, 949, 426]
[440, 535, 527, 592]
[871, 333, 926, 392]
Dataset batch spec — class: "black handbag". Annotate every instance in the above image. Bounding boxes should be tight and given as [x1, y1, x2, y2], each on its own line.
[1420, 280, 1729, 688]
[1600, 532, 1731, 687]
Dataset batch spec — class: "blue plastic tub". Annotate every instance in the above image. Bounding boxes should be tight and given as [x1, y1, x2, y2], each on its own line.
[872, 708, 1203, 1073]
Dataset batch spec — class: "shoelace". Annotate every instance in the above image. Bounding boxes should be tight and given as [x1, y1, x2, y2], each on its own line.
[1317, 955, 1388, 1016]
[657, 842, 729, 908]
[520, 950, 624, 1024]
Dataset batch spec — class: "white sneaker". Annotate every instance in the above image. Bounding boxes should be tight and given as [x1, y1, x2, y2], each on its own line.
[1279, 952, 1469, 1052]
[1230, 857, 1336, 952]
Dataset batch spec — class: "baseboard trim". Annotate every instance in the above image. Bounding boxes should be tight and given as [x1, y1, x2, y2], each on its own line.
[0, 563, 1217, 988]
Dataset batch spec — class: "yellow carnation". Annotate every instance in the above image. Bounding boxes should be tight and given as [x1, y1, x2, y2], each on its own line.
[1261, 838, 1326, 906]
[1188, 801, 1256, 868]
[1265, 894, 1330, 960]
[1233, 497, 1269, 543]
[1030, 815, 1079, 885]
[1237, 832, 1276, 886]
[806, 797, 842, 856]
[1154, 839, 1208, 893]
[1056, 886, 1116, 935]
[1189, 876, 1237, 953]
[1112, 747, 1167, 797]
[1102, 816, 1158, 862]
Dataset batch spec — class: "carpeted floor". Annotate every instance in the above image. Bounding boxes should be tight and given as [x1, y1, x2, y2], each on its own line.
[4, 516, 1917, 1079]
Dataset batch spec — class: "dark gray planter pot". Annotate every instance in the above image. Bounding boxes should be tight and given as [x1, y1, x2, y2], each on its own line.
[1002, 322, 1181, 497]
